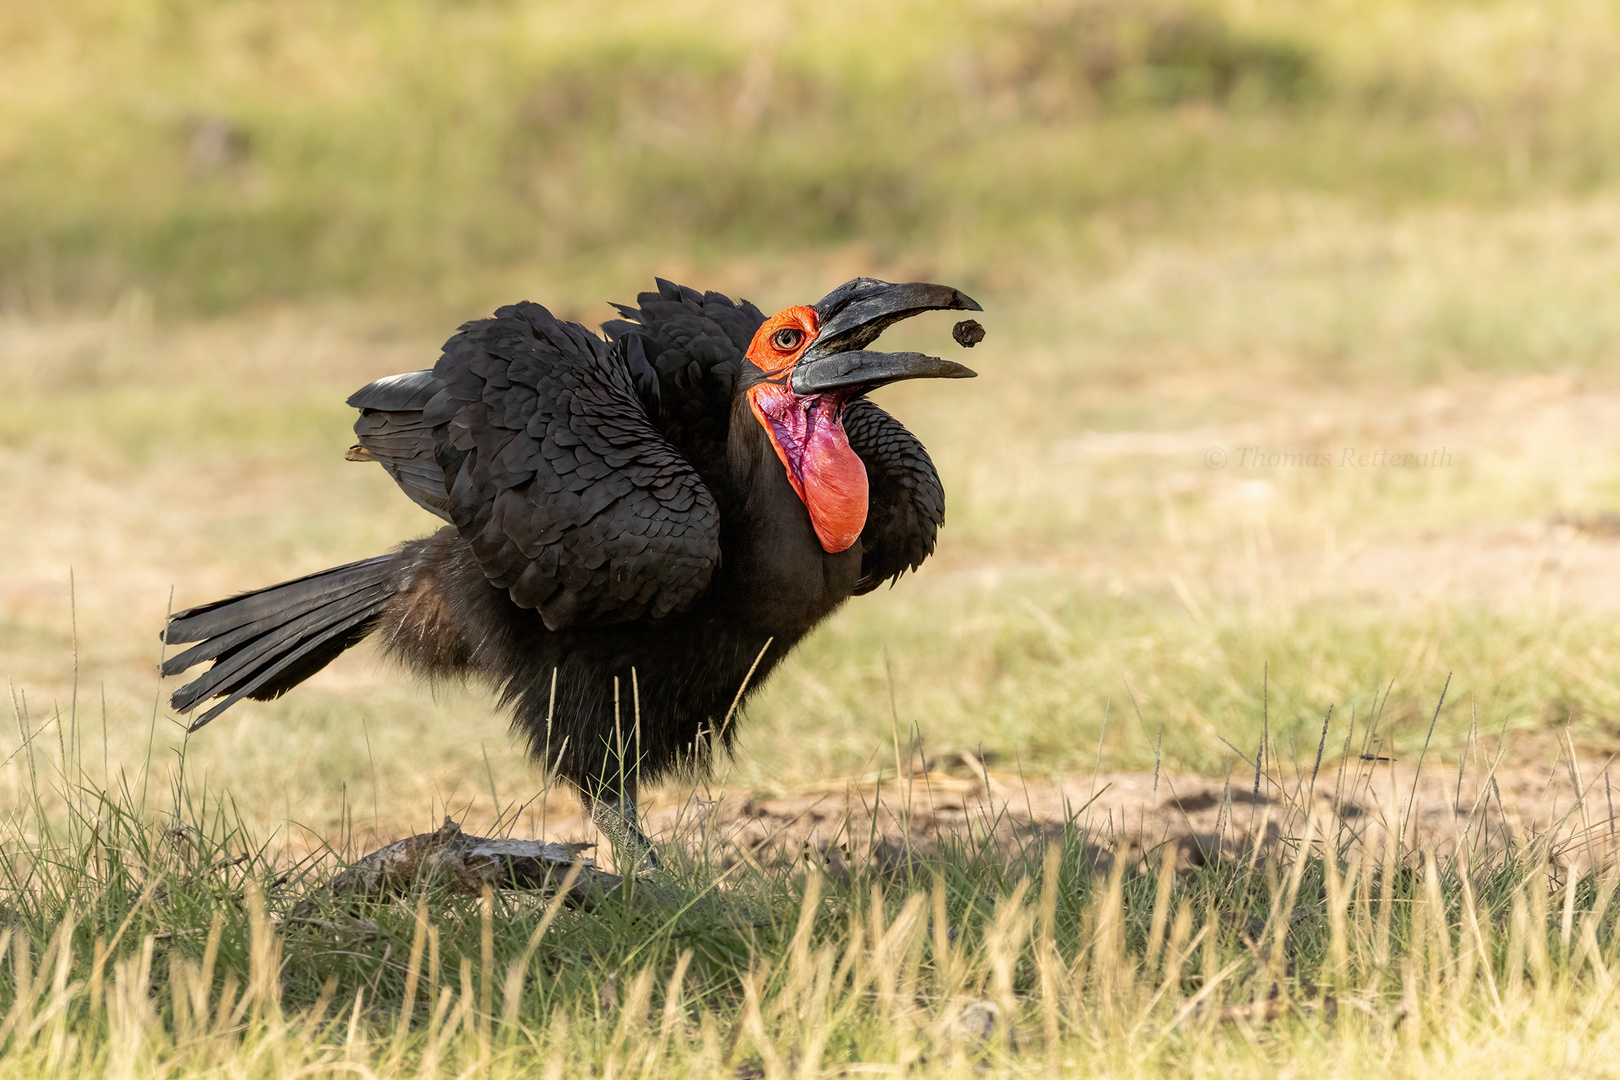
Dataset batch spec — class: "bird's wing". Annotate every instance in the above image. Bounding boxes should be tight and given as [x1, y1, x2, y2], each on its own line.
[603, 277, 765, 396]
[602, 278, 765, 477]
[842, 399, 946, 595]
[349, 369, 453, 521]
[422, 301, 721, 630]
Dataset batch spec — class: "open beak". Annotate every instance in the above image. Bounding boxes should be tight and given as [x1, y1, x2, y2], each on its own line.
[790, 279, 981, 396]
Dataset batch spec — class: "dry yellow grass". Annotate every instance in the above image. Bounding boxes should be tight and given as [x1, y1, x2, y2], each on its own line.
[0, 815, 1616, 1079]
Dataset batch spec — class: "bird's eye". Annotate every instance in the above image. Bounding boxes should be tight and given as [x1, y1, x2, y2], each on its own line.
[772, 327, 805, 351]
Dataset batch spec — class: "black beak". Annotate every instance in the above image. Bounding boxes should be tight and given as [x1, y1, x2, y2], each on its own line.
[791, 349, 976, 395]
[791, 278, 981, 396]
[810, 278, 982, 354]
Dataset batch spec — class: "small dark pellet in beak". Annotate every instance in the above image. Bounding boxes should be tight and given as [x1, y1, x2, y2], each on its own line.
[952, 320, 986, 348]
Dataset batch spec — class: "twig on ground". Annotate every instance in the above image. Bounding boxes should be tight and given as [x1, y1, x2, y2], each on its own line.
[288, 818, 619, 921]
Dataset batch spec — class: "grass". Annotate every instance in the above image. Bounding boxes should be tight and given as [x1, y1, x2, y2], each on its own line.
[0, 685, 1617, 1077]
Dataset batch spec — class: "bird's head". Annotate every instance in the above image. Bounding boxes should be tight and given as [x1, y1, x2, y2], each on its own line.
[741, 278, 980, 554]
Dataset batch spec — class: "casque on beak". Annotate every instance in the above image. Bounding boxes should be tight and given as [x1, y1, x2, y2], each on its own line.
[790, 279, 981, 396]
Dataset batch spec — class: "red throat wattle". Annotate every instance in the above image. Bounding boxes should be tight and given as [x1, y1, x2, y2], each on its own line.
[743, 305, 868, 553]
[747, 383, 868, 553]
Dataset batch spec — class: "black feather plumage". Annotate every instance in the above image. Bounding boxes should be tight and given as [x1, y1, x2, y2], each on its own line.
[163, 280, 965, 813]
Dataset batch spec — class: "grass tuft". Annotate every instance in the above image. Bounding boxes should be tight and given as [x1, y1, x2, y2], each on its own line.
[0, 682, 1616, 1076]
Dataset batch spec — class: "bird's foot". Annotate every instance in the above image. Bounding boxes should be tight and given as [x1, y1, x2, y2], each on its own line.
[590, 798, 660, 876]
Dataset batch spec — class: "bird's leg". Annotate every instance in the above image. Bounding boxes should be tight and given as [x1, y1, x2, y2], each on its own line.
[588, 791, 660, 874]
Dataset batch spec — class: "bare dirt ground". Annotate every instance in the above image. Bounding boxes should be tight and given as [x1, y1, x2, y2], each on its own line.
[515, 732, 1620, 878]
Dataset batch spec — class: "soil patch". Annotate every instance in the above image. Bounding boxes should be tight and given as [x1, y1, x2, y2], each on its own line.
[515, 741, 1620, 877]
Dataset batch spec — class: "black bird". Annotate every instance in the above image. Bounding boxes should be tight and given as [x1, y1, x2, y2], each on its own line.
[161, 278, 980, 861]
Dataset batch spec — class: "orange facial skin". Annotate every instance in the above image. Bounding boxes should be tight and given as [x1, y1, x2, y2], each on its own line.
[744, 307, 870, 554]
[746, 306, 820, 374]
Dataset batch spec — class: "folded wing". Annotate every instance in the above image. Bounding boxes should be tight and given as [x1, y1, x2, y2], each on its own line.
[350, 369, 453, 521]
[351, 301, 722, 630]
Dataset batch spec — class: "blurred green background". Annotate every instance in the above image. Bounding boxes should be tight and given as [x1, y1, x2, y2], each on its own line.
[7, 0, 1620, 315]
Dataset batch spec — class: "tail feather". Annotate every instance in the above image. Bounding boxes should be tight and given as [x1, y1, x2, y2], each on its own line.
[183, 604, 386, 731]
[164, 556, 394, 645]
[164, 556, 399, 731]
[169, 583, 393, 711]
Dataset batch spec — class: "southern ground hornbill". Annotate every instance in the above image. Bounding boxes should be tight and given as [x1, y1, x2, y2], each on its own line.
[161, 277, 981, 863]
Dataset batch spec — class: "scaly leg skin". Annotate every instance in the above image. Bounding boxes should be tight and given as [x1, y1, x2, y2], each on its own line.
[589, 794, 661, 875]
